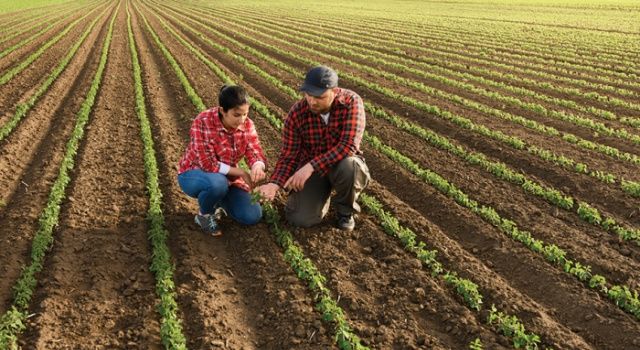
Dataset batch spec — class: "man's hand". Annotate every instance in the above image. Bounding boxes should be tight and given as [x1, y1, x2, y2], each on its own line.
[250, 162, 266, 183]
[284, 163, 314, 192]
[256, 183, 280, 201]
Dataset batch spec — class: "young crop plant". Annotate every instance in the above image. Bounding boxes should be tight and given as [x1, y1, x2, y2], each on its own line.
[577, 202, 602, 225]
[469, 338, 483, 350]
[487, 305, 540, 349]
[608, 286, 640, 319]
[443, 272, 483, 311]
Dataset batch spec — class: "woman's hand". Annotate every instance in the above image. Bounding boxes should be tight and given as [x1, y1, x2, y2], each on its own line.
[228, 167, 254, 189]
[251, 162, 266, 183]
[240, 171, 254, 189]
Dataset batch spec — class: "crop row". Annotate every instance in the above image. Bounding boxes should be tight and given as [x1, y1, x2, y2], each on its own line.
[216, 9, 640, 124]
[0, 9, 72, 61]
[0, 4, 80, 51]
[210, 9, 640, 146]
[213, 5, 640, 103]
[150, 2, 640, 321]
[212, 4, 640, 93]
[219, 6, 640, 84]
[0, 3, 105, 86]
[203, 9, 640, 160]
[126, 2, 187, 348]
[134, 4, 367, 348]
[164, 1, 640, 247]
[343, 9, 640, 57]
[148, 4, 546, 344]
[365, 132, 640, 319]
[215, 4, 638, 72]
[159, 1, 640, 196]
[172, 3, 640, 170]
[0, 4, 117, 347]
[0, 5, 107, 142]
[149, 2, 636, 342]
[360, 194, 542, 349]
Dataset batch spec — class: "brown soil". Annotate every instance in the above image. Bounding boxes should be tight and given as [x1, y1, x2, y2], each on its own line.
[203, 9, 640, 166]
[0, 3, 113, 313]
[215, 6, 640, 98]
[20, 5, 161, 348]
[0, 2, 110, 120]
[218, 7, 640, 109]
[1, 1, 639, 349]
[147, 5, 640, 348]
[165, 5, 640, 224]
[129, 4, 336, 348]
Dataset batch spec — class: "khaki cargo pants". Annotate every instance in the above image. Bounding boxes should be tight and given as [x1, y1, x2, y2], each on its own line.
[285, 156, 371, 227]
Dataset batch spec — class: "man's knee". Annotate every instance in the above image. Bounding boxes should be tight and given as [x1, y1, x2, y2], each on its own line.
[285, 209, 323, 228]
[332, 156, 370, 187]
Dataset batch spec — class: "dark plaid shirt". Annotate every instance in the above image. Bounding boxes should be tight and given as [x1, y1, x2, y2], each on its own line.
[270, 88, 366, 187]
[179, 107, 266, 191]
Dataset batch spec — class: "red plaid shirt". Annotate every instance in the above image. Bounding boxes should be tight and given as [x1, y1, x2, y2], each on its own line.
[179, 107, 266, 191]
[270, 88, 365, 187]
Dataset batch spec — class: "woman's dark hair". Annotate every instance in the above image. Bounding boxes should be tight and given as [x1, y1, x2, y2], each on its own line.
[218, 85, 249, 112]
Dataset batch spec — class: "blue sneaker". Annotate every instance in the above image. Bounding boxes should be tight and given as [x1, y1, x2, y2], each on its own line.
[195, 214, 222, 236]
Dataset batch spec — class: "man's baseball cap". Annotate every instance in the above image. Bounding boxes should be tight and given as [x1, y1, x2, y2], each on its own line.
[299, 65, 338, 97]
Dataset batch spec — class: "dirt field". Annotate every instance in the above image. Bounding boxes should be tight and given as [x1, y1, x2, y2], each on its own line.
[1, 0, 639, 349]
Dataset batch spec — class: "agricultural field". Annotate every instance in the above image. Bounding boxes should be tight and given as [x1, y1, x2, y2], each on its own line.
[0, 0, 639, 349]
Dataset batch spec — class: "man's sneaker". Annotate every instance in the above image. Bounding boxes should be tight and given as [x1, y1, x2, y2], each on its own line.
[195, 213, 221, 236]
[337, 214, 355, 231]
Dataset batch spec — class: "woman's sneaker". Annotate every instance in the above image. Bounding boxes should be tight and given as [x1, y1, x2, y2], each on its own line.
[195, 213, 221, 236]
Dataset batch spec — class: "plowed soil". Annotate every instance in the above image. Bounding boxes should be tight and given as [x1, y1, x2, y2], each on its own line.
[1, 0, 639, 349]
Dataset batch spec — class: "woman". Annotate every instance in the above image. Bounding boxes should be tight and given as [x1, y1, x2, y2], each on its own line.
[178, 85, 267, 236]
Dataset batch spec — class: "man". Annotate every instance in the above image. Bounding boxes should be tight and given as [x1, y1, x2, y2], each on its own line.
[257, 65, 370, 230]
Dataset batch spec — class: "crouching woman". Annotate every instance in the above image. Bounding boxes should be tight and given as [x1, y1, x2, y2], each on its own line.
[177, 85, 267, 236]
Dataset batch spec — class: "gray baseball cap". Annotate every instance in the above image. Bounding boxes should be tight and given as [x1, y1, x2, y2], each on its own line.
[299, 65, 338, 97]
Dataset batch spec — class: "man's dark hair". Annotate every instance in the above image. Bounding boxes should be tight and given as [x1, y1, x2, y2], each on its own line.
[218, 85, 249, 112]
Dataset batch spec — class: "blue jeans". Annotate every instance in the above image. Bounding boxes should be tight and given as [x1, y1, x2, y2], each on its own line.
[177, 169, 262, 225]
